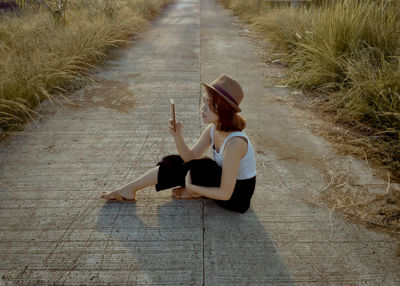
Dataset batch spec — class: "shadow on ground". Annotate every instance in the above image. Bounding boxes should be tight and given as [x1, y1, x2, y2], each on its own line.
[97, 198, 294, 285]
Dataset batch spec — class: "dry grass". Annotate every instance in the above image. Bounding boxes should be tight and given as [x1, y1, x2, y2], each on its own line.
[219, 0, 400, 174]
[273, 89, 400, 244]
[220, 0, 400, 243]
[304, 92, 400, 180]
[0, 0, 173, 137]
[321, 170, 400, 245]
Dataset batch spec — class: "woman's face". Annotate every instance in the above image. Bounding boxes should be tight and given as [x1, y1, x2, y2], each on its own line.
[201, 92, 219, 125]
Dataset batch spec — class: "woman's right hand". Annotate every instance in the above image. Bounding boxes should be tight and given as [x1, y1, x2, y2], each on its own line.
[168, 119, 183, 137]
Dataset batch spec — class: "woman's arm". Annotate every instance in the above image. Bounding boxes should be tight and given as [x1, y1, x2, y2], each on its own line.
[185, 137, 247, 200]
[169, 121, 212, 162]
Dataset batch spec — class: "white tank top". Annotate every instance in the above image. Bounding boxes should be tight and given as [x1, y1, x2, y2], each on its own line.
[210, 124, 257, 180]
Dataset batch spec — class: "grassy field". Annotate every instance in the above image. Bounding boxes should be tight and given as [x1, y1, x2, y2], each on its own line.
[220, 0, 400, 176]
[0, 0, 173, 136]
[220, 0, 400, 244]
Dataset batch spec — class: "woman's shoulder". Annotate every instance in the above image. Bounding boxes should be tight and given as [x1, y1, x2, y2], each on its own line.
[224, 136, 248, 157]
[226, 129, 248, 140]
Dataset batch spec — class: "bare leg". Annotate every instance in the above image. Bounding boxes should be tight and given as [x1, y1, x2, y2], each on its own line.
[101, 166, 159, 201]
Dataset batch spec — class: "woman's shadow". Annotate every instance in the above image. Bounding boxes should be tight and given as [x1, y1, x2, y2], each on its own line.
[97, 194, 294, 285]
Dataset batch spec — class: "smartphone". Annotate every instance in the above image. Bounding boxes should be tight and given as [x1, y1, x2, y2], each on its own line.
[170, 99, 176, 132]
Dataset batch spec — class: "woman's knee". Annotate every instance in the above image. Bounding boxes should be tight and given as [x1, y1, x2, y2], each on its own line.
[157, 154, 184, 168]
[155, 154, 187, 191]
[185, 158, 222, 187]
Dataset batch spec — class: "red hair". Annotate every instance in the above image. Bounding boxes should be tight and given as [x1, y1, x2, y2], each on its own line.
[205, 86, 246, 132]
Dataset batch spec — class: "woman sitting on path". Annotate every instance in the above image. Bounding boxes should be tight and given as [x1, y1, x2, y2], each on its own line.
[101, 75, 257, 213]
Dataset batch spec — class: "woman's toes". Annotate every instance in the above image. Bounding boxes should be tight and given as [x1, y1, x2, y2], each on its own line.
[180, 190, 194, 199]
[101, 191, 116, 200]
[172, 191, 179, 199]
[172, 187, 184, 199]
[180, 193, 190, 199]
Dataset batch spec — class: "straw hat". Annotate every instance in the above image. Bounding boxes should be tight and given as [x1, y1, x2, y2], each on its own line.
[201, 75, 244, 112]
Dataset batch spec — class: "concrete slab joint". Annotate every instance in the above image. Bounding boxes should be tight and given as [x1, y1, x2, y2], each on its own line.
[0, 0, 399, 285]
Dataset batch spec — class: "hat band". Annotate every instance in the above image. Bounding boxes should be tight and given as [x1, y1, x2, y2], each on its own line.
[212, 85, 238, 105]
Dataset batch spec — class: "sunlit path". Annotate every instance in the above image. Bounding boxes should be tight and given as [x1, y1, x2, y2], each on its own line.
[0, 0, 399, 285]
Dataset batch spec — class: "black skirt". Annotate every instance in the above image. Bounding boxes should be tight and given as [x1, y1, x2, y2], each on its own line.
[155, 154, 256, 213]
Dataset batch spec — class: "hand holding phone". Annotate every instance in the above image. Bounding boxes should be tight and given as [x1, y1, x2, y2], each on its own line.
[170, 99, 176, 132]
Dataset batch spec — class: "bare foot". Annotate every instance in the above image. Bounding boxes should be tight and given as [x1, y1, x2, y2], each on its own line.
[172, 187, 203, 199]
[181, 189, 203, 199]
[172, 187, 185, 199]
[101, 186, 136, 201]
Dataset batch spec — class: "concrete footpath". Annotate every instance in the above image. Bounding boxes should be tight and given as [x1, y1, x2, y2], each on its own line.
[1, 0, 399, 285]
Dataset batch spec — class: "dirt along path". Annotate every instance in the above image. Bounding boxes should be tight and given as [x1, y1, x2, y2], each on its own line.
[0, 0, 399, 285]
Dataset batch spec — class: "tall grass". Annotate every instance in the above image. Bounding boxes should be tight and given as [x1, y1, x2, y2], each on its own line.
[0, 0, 173, 135]
[220, 0, 400, 244]
[220, 0, 400, 176]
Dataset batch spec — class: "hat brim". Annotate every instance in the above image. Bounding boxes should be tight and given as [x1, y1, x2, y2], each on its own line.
[201, 82, 241, 112]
